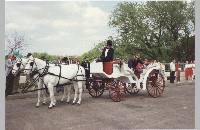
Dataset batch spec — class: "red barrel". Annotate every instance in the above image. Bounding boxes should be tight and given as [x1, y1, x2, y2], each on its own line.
[103, 62, 113, 75]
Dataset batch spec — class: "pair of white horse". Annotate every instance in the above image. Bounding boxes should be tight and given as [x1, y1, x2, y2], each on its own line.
[12, 56, 85, 109]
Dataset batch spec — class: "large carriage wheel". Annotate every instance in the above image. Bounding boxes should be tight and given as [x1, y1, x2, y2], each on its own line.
[109, 80, 126, 102]
[88, 80, 104, 98]
[146, 69, 165, 98]
[126, 83, 140, 94]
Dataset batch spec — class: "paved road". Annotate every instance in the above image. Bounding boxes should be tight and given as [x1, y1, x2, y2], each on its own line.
[5, 82, 195, 130]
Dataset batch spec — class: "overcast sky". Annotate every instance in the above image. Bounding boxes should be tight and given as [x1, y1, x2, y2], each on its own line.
[5, 1, 122, 56]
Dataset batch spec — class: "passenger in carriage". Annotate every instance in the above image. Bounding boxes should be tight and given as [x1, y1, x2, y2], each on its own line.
[130, 54, 144, 71]
[96, 40, 114, 62]
[128, 55, 135, 69]
[143, 58, 149, 67]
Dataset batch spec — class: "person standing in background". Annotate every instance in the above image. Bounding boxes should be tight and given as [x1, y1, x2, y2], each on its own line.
[74, 56, 80, 65]
[192, 60, 195, 80]
[81, 57, 90, 89]
[188, 61, 194, 83]
[11, 52, 21, 94]
[184, 60, 193, 83]
[68, 56, 73, 64]
[176, 61, 181, 83]
[170, 59, 176, 84]
[184, 61, 189, 80]
[5, 54, 15, 97]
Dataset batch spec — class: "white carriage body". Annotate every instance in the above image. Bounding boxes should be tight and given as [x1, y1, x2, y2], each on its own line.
[90, 62, 162, 90]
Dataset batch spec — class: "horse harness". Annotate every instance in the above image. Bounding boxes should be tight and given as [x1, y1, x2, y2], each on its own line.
[24, 59, 85, 93]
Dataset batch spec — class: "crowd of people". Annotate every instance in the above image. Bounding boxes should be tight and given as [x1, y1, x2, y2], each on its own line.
[5, 40, 195, 97]
[169, 59, 195, 84]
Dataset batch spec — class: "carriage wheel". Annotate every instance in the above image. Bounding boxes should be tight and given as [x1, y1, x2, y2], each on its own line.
[88, 80, 104, 98]
[109, 80, 126, 102]
[126, 83, 140, 94]
[146, 70, 165, 98]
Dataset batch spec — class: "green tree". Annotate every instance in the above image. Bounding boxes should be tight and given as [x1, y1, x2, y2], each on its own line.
[108, 1, 195, 62]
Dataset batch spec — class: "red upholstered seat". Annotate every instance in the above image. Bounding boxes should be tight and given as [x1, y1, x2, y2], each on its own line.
[103, 61, 118, 75]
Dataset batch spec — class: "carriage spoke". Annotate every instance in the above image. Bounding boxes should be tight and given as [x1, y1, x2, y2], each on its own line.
[88, 80, 104, 98]
[109, 80, 126, 102]
[126, 83, 140, 94]
[146, 70, 165, 98]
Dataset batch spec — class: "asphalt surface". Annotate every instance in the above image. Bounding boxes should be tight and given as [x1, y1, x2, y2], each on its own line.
[5, 81, 195, 130]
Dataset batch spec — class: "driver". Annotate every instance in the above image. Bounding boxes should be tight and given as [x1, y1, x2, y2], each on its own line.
[96, 40, 114, 62]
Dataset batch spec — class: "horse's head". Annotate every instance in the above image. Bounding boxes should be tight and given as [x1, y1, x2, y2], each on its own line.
[24, 56, 36, 75]
[12, 57, 24, 76]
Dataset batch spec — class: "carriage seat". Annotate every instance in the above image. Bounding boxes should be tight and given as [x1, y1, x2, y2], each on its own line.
[103, 61, 118, 75]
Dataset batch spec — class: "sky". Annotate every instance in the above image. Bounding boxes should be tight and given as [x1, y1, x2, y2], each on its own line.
[5, 0, 193, 56]
[5, 1, 122, 56]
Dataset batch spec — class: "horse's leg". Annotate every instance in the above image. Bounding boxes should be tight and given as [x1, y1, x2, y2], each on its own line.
[48, 83, 55, 109]
[66, 84, 71, 104]
[77, 81, 83, 105]
[60, 85, 66, 103]
[72, 82, 78, 105]
[53, 94, 56, 105]
[41, 87, 47, 105]
[36, 81, 42, 107]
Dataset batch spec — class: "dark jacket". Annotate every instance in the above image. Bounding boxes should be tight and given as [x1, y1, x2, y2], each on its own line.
[128, 59, 133, 69]
[100, 47, 114, 62]
[131, 58, 144, 70]
[81, 61, 90, 78]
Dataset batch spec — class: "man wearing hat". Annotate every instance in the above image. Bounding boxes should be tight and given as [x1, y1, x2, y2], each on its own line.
[98, 40, 114, 62]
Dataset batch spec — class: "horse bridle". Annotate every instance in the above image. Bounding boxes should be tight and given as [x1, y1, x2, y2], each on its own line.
[12, 58, 25, 73]
[24, 59, 38, 73]
[25, 58, 49, 77]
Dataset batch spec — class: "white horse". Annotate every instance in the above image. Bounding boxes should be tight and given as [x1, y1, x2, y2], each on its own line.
[12, 57, 71, 107]
[24, 56, 85, 108]
[12, 57, 49, 107]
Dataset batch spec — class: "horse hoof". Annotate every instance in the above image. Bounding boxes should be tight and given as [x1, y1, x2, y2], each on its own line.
[72, 103, 75, 105]
[42, 102, 47, 105]
[53, 104, 56, 107]
[60, 100, 64, 103]
[35, 106, 39, 108]
[66, 102, 70, 104]
[48, 107, 52, 109]
[76, 103, 80, 106]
